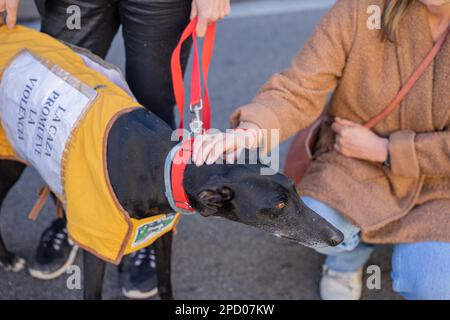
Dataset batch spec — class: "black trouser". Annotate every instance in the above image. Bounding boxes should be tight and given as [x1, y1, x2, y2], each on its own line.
[35, 0, 192, 129]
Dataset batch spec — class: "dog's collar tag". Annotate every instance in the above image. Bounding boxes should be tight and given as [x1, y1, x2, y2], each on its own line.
[164, 140, 197, 215]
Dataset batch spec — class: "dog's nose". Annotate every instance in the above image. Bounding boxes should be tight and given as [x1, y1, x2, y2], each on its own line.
[330, 233, 344, 246]
[329, 234, 343, 246]
[326, 229, 344, 247]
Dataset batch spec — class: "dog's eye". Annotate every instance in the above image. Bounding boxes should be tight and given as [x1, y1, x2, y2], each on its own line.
[276, 201, 287, 209]
[273, 194, 289, 210]
[274, 194, 288, 210]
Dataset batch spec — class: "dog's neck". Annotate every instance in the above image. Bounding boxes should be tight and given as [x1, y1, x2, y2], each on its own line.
[106, 109, 223, 219]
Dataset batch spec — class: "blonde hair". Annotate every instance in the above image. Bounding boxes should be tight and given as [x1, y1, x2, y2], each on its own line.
[383, 0, 416, 41]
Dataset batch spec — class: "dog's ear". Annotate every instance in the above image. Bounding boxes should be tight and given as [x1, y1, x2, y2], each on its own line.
[196, 176, 234, 217]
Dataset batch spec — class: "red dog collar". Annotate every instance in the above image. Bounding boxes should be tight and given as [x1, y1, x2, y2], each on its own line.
[164, 139, 196, 214]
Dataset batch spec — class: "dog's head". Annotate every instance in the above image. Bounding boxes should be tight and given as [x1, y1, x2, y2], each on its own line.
[187, 163, 344, 248]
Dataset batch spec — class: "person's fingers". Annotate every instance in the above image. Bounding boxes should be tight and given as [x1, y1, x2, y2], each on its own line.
[192, 134, 205, 164]
[331, 121, 344, 134]
[194, 139, 210, 166]
[6, 0, 18, 29]
[226, 147, 243, 164]
[196, 134, 224, 166]
[335, 134, 344, 148]
[224, 0, 231, 17]
[213, 0, 220, 20]
[0, 0, 6, 26]
[205, 140, 226, 165]
[190, 0, 198, 19]
[334, 143, 350, 157]
[205, 133, 242, 165]
[193, 134, 214, 163]
[206, 138, 234, 165]
[334, 143, 340, 152]
[193, 134, 215, 165]
[219, 0, 227, 19]
[196, 14, 208, 37]
[335, 117, 357, 126]
[225, 149, 237, 164]
[193, 131, 251, 165]
[205, 135, 230, 165]
[214, 1, 222, 22]
[336, 133, 353, 151]
[205, 133, 236, 165]
[337, 133, 355, 149]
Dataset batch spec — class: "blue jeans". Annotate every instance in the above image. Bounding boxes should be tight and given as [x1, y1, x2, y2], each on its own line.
[302, 196, 450, 300]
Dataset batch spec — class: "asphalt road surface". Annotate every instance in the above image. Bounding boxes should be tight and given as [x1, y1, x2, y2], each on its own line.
[0, 1, 401, 299]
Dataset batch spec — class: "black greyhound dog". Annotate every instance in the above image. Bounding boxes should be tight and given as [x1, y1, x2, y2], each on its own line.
[0, 107, 343, 299]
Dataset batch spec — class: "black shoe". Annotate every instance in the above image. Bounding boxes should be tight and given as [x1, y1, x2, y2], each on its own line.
[120, 246, 158, 299]
[28, 218, 78, 280]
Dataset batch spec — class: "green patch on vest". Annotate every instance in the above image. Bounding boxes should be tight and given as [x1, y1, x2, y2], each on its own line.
[132, 213, 177, 248]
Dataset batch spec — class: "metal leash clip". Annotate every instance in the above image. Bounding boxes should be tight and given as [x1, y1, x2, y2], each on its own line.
[189, 99, 204, 136]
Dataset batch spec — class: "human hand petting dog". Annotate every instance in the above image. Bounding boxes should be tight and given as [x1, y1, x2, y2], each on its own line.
[192, 117, 389, 166]
[0, 0, 19, 29]
[191, 0, 230, 37]
[192, 122, 262, 166]
[331, 117, 389, 163]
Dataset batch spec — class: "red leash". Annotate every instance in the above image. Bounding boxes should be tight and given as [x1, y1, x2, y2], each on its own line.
[170, 17, 216, 134]
[168, 18, 217, 213]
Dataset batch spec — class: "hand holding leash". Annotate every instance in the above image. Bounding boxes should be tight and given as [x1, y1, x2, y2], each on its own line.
[0, 0, 20, 29]
[190, 0, 230, 37]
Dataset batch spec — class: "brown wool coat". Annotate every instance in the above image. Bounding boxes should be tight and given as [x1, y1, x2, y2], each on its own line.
[230, 0, 450, 243]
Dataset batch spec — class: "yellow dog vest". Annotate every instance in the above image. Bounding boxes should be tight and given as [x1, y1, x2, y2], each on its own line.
[0, 25, 179, 264]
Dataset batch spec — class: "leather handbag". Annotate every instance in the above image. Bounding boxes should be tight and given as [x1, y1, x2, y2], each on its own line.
[284, 28, 450, 186]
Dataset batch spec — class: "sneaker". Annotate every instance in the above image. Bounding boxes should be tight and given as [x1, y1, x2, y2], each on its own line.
[320, 265, 363, 300]
[120, 246, 158, 299]
[28, 219, 79, 280]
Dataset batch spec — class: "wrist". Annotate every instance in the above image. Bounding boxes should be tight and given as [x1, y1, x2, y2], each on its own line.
[380, 138, 390, 164]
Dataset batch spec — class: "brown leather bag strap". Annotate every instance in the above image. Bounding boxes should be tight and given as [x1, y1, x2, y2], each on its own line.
[364, 28, 450, 129]
[28, 186, 51, 221]
[28, 185, 65, 221]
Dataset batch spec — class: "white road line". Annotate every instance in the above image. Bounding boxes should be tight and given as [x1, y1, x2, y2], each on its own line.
[229, 0, 336, 19]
